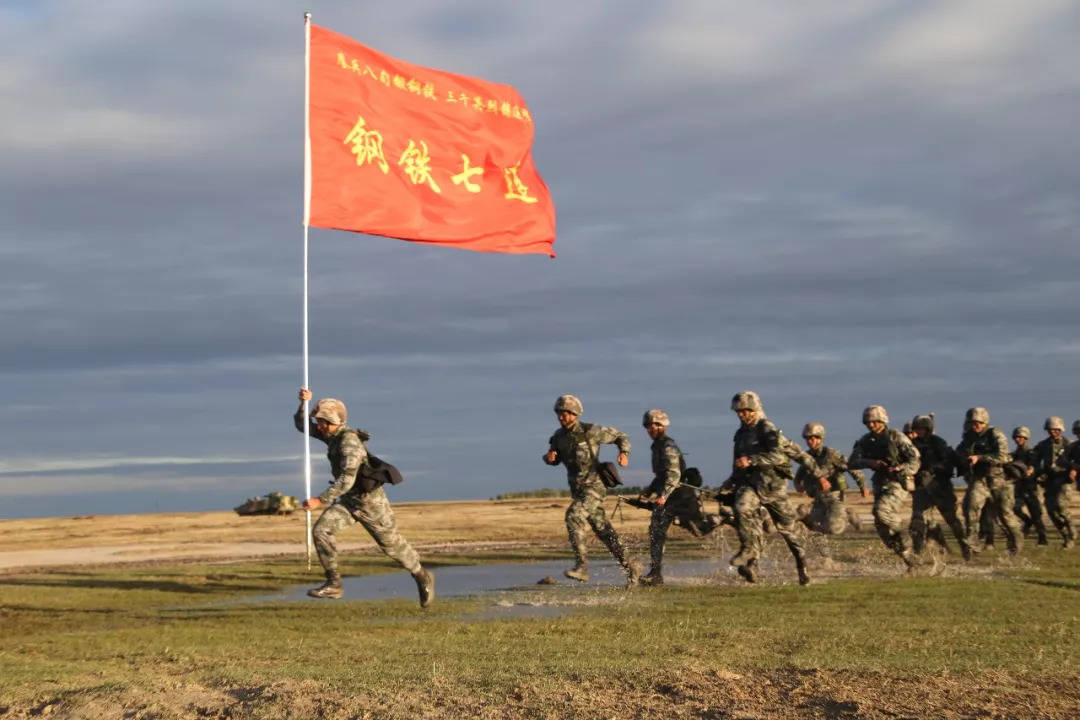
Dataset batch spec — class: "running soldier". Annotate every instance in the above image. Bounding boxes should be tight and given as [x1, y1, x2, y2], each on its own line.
[1064, 420, 1080, 488]
[639, 409, 685, 586]
[848, 406, 921, 570]
[729, 391, 809, 585]
[543, 395, 642, 586]
[295, 388, 434, 606]
[909, 414, 969, 559]
[794, 423, 867, 535]
[956, 407, 1021, 555]
[1010, 426, 1048, 545]
[1035, 417, 1075, 548]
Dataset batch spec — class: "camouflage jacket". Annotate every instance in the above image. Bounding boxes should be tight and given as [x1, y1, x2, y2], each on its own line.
[1062, 441, 1080, 473]
[731, 418, 791, 492]
[1032, 436, 1070, 480]
[955, 426, 1010, 483]
[912, 433, 956, 486]
[1010, 444, 1038, 486]
[1011, 443, 1037, 470]
[546, 420, 630, 487]
[648, 434, 685, 499]
[294, 407, 369, 503]
[796, 445, 866, 497]
[848, 427, 920, 488]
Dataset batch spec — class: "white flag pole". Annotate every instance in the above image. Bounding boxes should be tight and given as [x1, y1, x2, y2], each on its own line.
[302, 12, 313, 569]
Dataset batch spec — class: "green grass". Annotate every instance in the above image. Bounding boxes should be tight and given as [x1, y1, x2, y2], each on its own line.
[1, 539, 1079, 715]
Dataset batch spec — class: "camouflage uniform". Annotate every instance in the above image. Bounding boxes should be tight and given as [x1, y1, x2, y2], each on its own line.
[729, 406, 807, 583]
[1010, 433, 1047, 545]
[644, 432, 686, 578]
[795, 445, 866, 535]
[956, 417, 1021, 554]
[1034, 431, 1075, 547]
[848, 417, 921, 566]
[545, 418, 636, 574]
[294, 408, 422, 577]
[910, 432, 967, 555]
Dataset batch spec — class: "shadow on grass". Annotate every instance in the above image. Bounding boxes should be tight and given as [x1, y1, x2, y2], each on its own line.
[1018, 578, 1080, 592]
[0, 603, 123, 614]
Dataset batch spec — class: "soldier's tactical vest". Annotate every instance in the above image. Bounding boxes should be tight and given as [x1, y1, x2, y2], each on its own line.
[913, 434, 953, 486]
[647, 436, 686, 496]
[733, 419, 792, 490]
[959, 427, 1007, 483]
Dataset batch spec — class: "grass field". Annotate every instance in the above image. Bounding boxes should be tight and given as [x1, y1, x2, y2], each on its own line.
[1, 497, 1079, 719]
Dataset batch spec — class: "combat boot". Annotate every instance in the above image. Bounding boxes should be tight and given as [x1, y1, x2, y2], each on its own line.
[307, 571, 343, 599]
[1037, 533, 1048, 546]
[960, 541, 975, 561]
[564, 561, 589, 582]
[640, 567, 664, 586]
[795, 556, 810, 586]
[412, 568, 435, 608]
[729, 549, 752, 568]
[736, 559, 758, 583]
[624, 560, 643, 589]
[901, 550, 920, 572]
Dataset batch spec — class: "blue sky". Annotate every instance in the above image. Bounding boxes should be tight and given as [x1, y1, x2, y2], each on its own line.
[2, 1, 1079, 518]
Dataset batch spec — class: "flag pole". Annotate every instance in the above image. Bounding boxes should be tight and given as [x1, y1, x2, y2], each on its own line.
[302, 11, 313, 570]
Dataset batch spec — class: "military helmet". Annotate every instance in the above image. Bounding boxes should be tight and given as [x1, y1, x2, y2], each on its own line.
[1073, 419, 1080, 435]
[912, 414, 935, 432]
[554, 394, 583, 416]
[1012, 426, 1031, 440]
[862, 405, 889, 424]
[313, 398, 347, 425]
[642, 409, 670, 427]
[1044, 416, 1065, 432]
[965, 407, 990, 425]
[902, 422, 913, 434]
[802, 422, 825, 440]
[731, 390, 763, 412]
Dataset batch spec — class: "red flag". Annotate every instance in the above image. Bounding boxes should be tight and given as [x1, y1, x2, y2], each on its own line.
[307, 24, 556, 257]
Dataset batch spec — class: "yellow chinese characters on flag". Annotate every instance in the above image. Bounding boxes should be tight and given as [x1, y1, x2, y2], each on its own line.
[308, 25, 556, 257]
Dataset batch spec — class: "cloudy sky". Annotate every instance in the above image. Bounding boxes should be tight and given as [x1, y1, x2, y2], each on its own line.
[2, 1, 1079, 519]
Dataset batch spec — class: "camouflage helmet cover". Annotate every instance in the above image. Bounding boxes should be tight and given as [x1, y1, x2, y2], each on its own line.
[554, 394, 584, 416]
[731, 391, 763, 412]
[965, 407, 990, 425]
[642, 409, 670, 427]
[802, 422, 825, 440]
[1044, 416, 1065, 431]
[313, 398, 347, 425]
[862, 405, 889, 424]
[912, 414, 935, 432]
[1012, 426, 1031, 440]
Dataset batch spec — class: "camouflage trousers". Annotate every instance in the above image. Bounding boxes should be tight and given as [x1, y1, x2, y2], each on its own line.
[733, 484, 805, 563]
[565, 481, 630, 568]
[910, 481, 966, 553]
[312, 488, 421, 576]
[648, 505, 675, 572]
[872, 481, 912, 559]
[963, 480, 1021, 553]
[797, 492, 856, 535]
[1013, 481, 1047, 541]
[1044, 475, 1076, 543]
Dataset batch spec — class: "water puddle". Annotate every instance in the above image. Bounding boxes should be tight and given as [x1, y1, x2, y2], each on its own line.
[241, 558, 747, 612]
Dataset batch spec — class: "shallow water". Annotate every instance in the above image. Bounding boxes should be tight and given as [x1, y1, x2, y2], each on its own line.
[251, 558, 749, 606]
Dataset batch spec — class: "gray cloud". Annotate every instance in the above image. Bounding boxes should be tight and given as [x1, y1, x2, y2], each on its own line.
[2, 1, 1079, 518]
